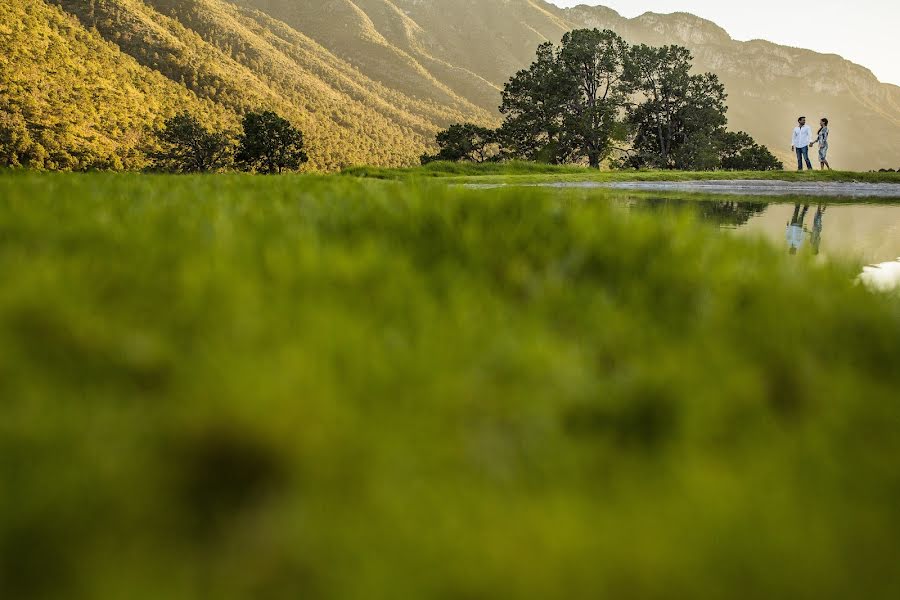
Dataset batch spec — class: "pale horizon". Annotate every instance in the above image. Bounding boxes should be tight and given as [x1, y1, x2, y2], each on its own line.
[548, 1, 900, 86]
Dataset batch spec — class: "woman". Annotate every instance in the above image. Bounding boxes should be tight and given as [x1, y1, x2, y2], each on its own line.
[811, 118, 831, 170]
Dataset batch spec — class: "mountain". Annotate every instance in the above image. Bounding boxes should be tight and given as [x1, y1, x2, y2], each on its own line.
[2, 0, 490, 171]
[3, 0, 899, 170]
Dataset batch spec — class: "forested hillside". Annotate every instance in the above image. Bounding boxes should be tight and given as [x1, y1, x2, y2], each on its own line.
[0, 0, 232, 170]
[2, 0, 490, 170]
[3, 0, 899, 170]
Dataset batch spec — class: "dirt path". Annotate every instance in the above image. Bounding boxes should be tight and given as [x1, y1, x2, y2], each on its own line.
[463, 180, 900, 197]
[551, 180, 900, 198]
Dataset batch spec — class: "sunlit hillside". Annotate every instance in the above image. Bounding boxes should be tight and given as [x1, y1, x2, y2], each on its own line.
[0, 0, 233, 170]
[2, 0, 494, 170]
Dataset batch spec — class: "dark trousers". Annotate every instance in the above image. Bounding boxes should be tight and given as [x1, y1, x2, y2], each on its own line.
[796, 146, 813, 170]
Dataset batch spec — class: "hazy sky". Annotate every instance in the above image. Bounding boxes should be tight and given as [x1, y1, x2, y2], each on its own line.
[548, 1, 900, 86]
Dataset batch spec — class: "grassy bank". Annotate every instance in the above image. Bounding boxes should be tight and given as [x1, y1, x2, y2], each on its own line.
[343, 160, 900, 185]
[2, 172, 900, 599]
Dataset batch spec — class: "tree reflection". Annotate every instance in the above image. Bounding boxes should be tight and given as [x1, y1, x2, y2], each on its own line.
[695, 201, 769, 228]
[637, 199, 768, 227]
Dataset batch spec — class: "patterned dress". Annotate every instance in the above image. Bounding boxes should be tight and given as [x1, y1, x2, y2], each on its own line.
[817, 127, 829, 162]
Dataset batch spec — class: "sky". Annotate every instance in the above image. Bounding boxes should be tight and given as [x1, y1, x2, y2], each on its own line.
[548, 1, 900, 86]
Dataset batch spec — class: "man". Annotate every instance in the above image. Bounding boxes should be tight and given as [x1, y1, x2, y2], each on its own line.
[791, 116, 813, 171]
[786, 203, 810, 255]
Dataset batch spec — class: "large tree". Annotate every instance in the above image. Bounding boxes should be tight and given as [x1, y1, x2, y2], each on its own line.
[499, 30, 629, 168]
[624, 45, 728, 169]
[557, 29, 630, 168]
[498, 42, 572, 164]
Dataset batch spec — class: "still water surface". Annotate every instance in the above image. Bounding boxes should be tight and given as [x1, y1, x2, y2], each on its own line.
[625, 199, 900, 265]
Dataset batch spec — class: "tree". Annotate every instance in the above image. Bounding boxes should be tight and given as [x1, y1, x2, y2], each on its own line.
[719, 131, 783, 171]
[150, 113, 232, 173]
[671, 132, 722, 171]
[431, 35, 780, 173]
[557, 29, 630, 168]
[236, 111, 308, 174]
[624, 45, 728, 169]
[498, 42, 572, 164]
[420, 123, 499, 164]
[498, 30, 630, 168]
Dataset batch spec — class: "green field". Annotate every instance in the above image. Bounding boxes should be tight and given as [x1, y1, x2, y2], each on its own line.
[343, 161, 900, 185]
[2, 172, 900, 599]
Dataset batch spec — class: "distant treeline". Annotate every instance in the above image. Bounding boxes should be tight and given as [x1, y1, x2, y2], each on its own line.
[424, 30, 783, 171]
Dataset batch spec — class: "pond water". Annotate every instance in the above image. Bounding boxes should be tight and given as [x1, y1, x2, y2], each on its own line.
[464, 181, 900, 285]
[625, 199, 900, 265]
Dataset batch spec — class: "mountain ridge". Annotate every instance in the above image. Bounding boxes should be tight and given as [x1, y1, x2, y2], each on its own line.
[2, 0, 898, 170]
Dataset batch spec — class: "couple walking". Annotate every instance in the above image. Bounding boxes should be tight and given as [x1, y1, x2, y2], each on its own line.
[792, 116, 831, 170]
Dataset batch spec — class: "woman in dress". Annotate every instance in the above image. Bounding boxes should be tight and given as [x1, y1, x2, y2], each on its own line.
[812, 118, 831, 170]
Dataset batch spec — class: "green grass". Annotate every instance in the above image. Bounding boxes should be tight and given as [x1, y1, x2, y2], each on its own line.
[341, 160, 598, 178]
[343, 160, 900, 185]
[2, 172, 900, 600]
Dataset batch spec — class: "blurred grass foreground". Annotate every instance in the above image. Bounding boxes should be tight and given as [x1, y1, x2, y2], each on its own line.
[1, 173, 899, 599]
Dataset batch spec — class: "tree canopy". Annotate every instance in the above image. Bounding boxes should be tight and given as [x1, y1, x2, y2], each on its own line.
[431, 29, 782, 172]
[421, 123, 499, 164]
[148, 110, 310, 174]
[150, 113, 233, 173]
[236, 111, 309, 174]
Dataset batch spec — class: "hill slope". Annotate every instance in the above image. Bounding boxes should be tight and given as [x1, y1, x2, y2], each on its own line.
[0, 0, 232, 170]
[2, 0, 492, 170]
[3, 1, 898, 170]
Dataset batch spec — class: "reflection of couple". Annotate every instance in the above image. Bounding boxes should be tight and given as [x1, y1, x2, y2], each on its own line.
[791, 116, 831, 171]
[786, 204, 826, 255]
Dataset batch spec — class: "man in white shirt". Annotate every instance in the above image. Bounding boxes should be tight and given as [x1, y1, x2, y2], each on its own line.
[791, 116, 814, 171]
[786, 203, 810, 255]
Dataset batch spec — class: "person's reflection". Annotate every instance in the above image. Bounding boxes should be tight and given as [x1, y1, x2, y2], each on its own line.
[811, 204, 827, 255]
[786, 204, 810, 255]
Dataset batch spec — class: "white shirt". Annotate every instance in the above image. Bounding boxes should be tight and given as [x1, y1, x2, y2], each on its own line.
[786, 225, 805, 250]
[792, 125, 812, 148]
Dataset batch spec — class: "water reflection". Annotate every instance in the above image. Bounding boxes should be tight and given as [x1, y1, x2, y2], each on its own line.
[811, 205, 826, 255]
[785, 204, 829, 255]
[638, 198, 768, 227]
[786, 204, 810, 255]
[630, 199, 899, 265]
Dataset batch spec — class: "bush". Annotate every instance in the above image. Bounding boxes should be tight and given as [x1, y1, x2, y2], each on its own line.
[421, 123, 500, 165]
[720, 131, 783, 171]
